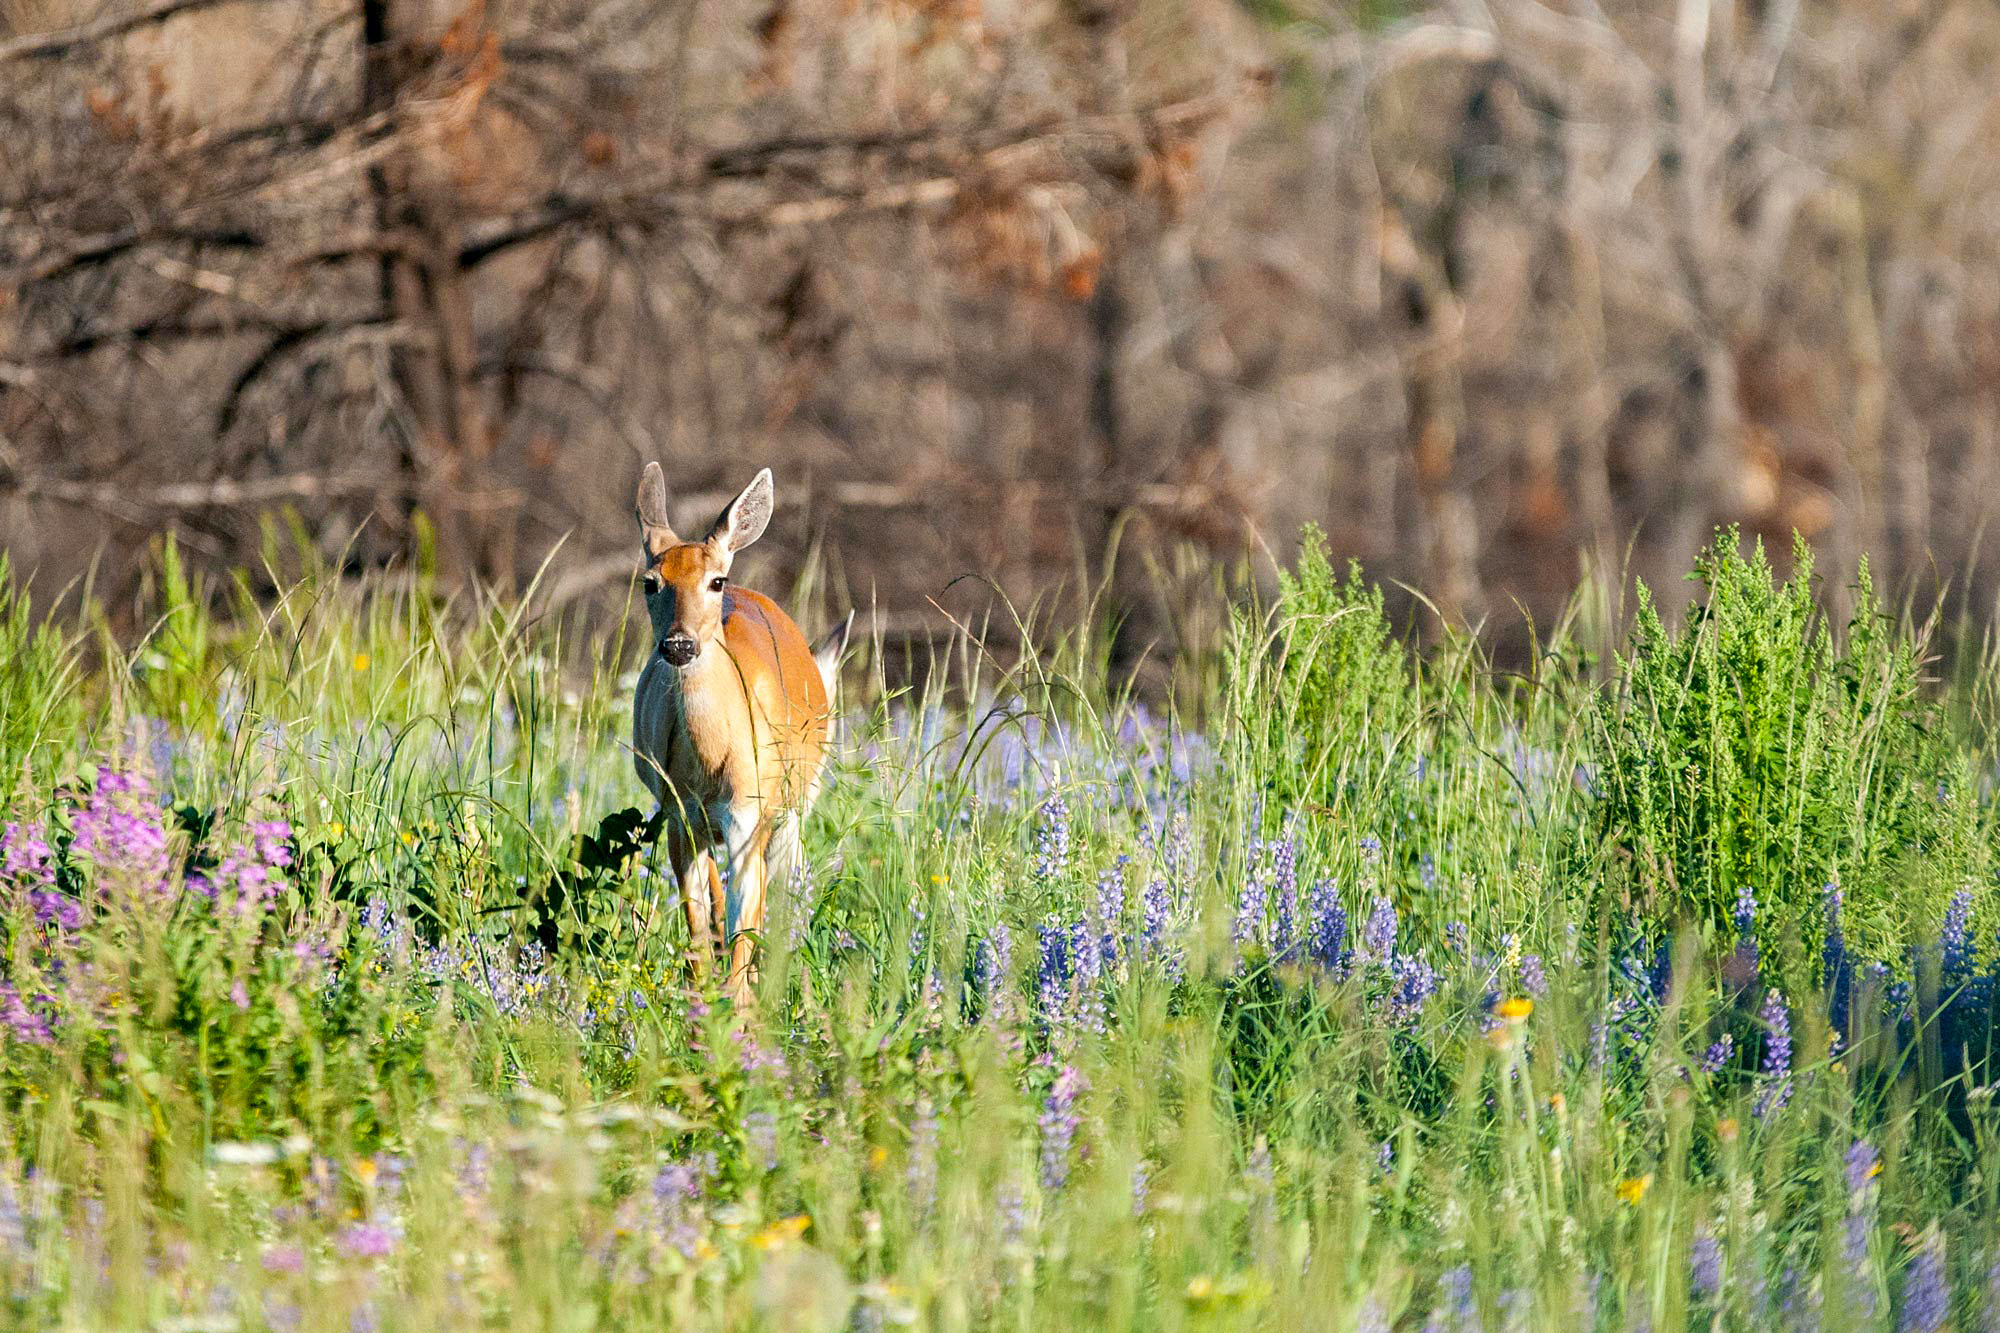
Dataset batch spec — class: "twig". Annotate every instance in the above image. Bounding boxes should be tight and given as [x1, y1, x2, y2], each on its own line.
[12, 470, 382, 509]
[0, 0, 270, 63]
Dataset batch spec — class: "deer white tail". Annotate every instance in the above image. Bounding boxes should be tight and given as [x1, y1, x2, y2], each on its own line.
[813, 610, 854, 702]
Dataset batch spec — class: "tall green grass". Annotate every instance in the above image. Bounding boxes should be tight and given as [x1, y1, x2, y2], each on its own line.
[0, 529, 1994, 1331]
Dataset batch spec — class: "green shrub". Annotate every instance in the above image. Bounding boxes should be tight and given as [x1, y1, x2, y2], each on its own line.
[1592, 531, 1978, 975]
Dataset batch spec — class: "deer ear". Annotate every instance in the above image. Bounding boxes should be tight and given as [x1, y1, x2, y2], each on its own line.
[709, 468, 773, 554]
[636, 462, 677, 552]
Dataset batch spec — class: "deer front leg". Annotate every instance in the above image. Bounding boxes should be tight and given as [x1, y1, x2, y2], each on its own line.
[668, 823, 718, 965]
[723, 803, 772, 1005]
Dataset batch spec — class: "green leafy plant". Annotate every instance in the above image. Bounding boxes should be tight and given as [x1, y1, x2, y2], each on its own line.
[1592, 531, 1979, 976]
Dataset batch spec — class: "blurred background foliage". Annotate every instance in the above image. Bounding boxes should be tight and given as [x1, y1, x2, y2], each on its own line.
[4, 0, 1999, 682]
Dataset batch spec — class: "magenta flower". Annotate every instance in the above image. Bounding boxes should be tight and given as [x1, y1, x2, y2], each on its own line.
[261, 1244, 306, 1274]
[337, 1221, 399, 1259]
[0, 821, 55, 891]
[69, 768, 172, 896]
[1038, 1064, 1087, 1191]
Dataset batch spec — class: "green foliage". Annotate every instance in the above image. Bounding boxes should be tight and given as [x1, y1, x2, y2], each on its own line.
[0, 556, 84, 790]
[1230, 525, 1414, 814]
[1593, 531, 1979, 975]
[0, 528, 1996, 1329]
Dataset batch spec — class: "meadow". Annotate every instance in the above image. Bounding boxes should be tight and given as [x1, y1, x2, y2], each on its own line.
[2, 528, 2000, 1332]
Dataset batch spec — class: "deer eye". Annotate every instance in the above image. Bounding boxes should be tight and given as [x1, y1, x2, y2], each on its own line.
[642, 572, 660, 595]
[708, 576, 726, 594]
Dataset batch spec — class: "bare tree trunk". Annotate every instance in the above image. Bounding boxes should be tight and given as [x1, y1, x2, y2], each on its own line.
[360, 0, 494, 587]
[1379, 203, 1482, 630]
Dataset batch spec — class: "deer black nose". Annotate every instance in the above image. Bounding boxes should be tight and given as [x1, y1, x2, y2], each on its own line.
[659, 634, 698, 667]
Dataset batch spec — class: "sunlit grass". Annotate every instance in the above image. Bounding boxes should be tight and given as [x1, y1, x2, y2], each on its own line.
[0, 532, 1995, 1330]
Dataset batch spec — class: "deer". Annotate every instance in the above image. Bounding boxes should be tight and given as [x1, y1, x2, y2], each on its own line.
[632, 462, 851, 1004]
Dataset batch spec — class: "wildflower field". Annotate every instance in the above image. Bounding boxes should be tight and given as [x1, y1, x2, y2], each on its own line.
[4, 529, 2000, 1332]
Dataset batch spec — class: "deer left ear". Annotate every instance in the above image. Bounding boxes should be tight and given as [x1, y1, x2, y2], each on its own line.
[710, 468, 773, 554]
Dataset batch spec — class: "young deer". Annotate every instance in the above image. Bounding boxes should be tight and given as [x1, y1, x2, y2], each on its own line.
[631, 463, 850, 1002]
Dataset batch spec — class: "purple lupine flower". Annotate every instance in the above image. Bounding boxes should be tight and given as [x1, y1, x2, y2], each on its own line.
[1032, 795, 1071, 881]
[1776, 1266, 1818, 1331]
[1377, 1139, 1394, 1173]
[997, 1183, 1026, 1245]
[1724, 886, 1760, 992]
[1233, 841, 1269, 951]
[1139, 877, 1171, 959]
[1271, 874, 1298, 963]
[1697, 1033, 1734, 1075]
[1445, 920, 1469, 953]
[1130, 1161, 1151, 1217]
[457, 1144, 490, 1203]
[1752, 989, 1793, 1117]
[1438, 1265, 1475, 1326]
[0, 1177, 23, 1254]
[975, 924, 1013, 1016]
[1094, 861, 1126, 968]
[1070, 921, 1107, 1034]
[1269, 826, 1299, 961]
[1825, 883, 1852, 1039]
[1385, 954, 1439, 1026]
[907, 1099, 938, 1216]
[1943, 890, 1974, 990]
[1519, 954, 1547, 998]
[1360, 897, 1397, 964]
[1690, 1231, 1722, 1301]
[1305, 880, 1349, 978]
[1036, 924, 1072, 1028]
[652, 1158, 708, 1258]
[1037, 1065, 1087, 1191]
[1846, 1140, 1880, 1193]
[1647, 938, 1674, 1003]
[1846, 1214, 1877, 1321]
[1899, 1231, 1948, 1333]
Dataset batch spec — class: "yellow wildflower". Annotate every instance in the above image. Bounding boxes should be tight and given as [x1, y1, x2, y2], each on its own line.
[352, 652, 371, 672]
[1185, 1276, 1216, 1303]
[1616, 1174, 1652, 1205]
[1495, 997, 1533, 1023]
[867, 1145, 889, 1169]
[752, 1215, 811, 1250]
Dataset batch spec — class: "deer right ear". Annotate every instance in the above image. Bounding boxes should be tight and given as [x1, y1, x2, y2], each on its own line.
[636, 462, 677, 553]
